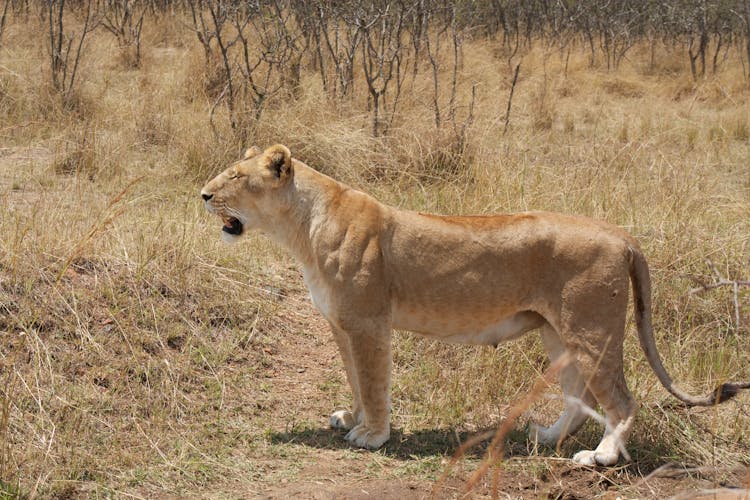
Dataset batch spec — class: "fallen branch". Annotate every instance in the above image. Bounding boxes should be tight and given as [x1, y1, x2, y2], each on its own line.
[688, 259, 750, 328]
[689, 278, 750, 294]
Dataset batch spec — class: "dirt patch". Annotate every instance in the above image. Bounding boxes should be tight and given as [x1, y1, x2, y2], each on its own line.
[258, 479, 432, 500]
[256, 458, 749, 499]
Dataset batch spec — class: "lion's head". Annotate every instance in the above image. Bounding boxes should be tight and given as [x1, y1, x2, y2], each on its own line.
[200, 144, 293, 243]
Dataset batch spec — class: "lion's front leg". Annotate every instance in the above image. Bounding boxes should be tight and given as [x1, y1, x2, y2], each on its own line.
[329, 324, 363, 431]
[340, 321, 392, 450]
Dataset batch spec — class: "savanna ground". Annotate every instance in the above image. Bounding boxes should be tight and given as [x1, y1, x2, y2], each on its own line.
[1, 4, 750, 499]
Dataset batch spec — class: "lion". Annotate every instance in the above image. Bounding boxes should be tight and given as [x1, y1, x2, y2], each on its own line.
[200, 144, 748, 466]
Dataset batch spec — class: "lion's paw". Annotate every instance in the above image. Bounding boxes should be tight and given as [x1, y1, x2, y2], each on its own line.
[344, 424, 389, 450]
[572, 449, 619, 467]
[329, 410, 356, 430]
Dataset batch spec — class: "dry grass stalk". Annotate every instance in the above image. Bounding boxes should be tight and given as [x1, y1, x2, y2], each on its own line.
[54, 177, 141, 283]
[431, 354, 571, 498]
[0, 334, 23, 481]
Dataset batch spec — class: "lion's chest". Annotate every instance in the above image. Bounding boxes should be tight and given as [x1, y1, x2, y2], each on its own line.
[303, 270, 336, 321]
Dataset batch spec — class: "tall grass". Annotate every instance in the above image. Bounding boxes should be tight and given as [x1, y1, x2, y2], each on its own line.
[0, 10, 748, 497]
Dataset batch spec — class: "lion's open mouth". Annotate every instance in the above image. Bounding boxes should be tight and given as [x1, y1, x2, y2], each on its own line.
[222, 217, 243, 236]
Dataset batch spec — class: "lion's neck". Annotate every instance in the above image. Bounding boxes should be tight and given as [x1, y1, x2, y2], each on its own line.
[262, 162, 345, 269]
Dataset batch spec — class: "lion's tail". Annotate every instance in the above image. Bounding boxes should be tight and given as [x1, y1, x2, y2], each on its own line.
[628, 244, 750, 406]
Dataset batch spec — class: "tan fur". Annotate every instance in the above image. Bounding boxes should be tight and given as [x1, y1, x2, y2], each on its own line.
[200, 144, 747, 466]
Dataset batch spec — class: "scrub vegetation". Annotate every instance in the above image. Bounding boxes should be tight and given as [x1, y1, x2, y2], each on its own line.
[0, 1, 748, 497]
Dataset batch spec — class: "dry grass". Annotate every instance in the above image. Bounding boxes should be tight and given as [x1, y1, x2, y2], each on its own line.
[1, 11, 749, 499]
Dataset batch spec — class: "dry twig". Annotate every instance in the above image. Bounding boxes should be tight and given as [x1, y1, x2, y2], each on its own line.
[503, 63, 521, 135]
[688, 259, 750, 328]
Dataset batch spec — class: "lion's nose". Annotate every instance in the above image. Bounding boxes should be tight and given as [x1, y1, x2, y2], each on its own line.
[201, 192, 213, 201]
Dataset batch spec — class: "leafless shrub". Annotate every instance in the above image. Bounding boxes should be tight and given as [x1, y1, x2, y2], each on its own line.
[423, 3, 450, 129]
[185, 0, 307, 134]
[315, 1, 363, 98]
[732, 2, 750, 78]
[234, 0, 307, 121]
[143, 0, 176, 14]
[171, 0, 750, 142]
[185, 0, 240, 131]
[44, 0, 96, 102]
[99, 0, 146, 68]
[186, 0, 215, 61]
[359, 2, 409, 137]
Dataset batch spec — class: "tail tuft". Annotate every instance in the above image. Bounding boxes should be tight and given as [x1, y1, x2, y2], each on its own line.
[713, 383, 739, 404]
[711, 382, 750, 405]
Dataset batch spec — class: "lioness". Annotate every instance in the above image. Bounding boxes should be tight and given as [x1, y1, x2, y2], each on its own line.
[201, 144, 748, 466]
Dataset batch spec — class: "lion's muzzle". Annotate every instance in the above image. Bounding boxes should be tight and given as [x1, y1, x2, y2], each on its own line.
[200, 190, 244, 237]
[222, 217, 243, 235]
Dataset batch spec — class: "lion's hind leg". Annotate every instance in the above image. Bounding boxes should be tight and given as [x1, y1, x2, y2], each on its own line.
[569, 370, 636, 467]
[531, 324, 596, 448]
[560, 280, 637, 466]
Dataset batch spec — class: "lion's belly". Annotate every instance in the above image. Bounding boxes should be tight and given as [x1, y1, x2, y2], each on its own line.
[391, 307, 545, 346]
[302, 265, 546, 344]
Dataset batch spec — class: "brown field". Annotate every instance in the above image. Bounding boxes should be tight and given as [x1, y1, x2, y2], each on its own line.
[1, 6, 749, 499]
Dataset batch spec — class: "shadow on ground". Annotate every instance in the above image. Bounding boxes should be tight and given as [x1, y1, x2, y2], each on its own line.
[268, 425, 536, 460]
[268, 423, 682, 471]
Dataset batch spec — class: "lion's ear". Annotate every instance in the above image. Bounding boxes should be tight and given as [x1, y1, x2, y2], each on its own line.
[243, 146, 262, 159]
[263, 144, 292, 182]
